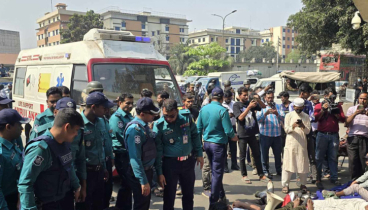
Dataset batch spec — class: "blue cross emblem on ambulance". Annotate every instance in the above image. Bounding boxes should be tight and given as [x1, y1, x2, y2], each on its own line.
[56, 73, 64, 87]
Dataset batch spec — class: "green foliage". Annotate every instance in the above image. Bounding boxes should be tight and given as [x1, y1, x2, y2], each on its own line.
[61, 10, 103, 44]
[168, 43, 197, 75]
[285, 49, 302, 63]
[184, 42, 230, 75]
[287, 0, 368, 56]
[237, 42, 277, 63]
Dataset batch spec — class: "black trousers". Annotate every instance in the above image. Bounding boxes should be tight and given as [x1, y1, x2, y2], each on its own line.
[115, 153, 132, 210]
[226, 140, 237, 166]
[163, 156, 196, 210]
[60, 189, 74, 210]
[238, 136, 264, 177]
[41, 200, 63, 210]
[5, 193, 17, 210]
[125, 166, 153, 210]
[103, 158, 113, 209]
[307, 133, 317, 181]
[347, 135, 368, 180]
[84, 169, 105, 210]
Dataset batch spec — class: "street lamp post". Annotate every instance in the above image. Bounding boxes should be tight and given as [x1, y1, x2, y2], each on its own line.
[212, 10, 237, 50]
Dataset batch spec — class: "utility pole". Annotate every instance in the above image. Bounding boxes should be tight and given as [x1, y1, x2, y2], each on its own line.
[212, 10, 237, 50]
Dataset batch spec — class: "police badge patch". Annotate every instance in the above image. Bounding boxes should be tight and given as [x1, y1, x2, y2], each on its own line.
[118, 121, 124, 128]
[33, 155, 44, 166]
[135, 135, 141, 144]
[85, 141, 92, 147]
[67, 102, 74, 107]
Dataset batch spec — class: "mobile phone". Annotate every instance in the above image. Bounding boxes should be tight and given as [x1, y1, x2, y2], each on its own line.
[358, 104, 365, 111]
[297, 119, 302, 124]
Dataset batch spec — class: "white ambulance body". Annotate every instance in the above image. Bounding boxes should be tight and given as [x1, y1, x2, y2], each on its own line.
[13, 29, 182, 123]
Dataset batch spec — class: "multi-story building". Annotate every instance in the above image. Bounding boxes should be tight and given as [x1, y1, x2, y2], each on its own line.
[0, 29, 21, 69]
[188, 27, 262, 60]
[260, 26, 299, 58]
[36, 3, 85, 48]
[100, 7, 190, 58]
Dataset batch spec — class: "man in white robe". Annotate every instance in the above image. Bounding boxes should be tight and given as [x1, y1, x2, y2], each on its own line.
[282, 98, 311, 193]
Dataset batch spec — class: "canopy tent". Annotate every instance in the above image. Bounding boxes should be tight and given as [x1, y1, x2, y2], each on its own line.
[279, 72, 341, 83]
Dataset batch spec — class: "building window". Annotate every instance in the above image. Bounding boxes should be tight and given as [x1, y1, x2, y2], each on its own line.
[180, 28, 184, 33]
[216, 37, 218, 41]
[48, 20, 51, 24]
[236, 29, 240, 34]
[251, 40, 254, 44]
[287, 45, 290, 49]
[236, 39, 240, 45]
[142, 24, 146, 29]
[39, 24, 42, 28]
[292, 37, 294, 41]
[292, 29, 294, 33]
[266, 38, 269, 42]
[231, 47, 235, 54]
[122, 22, 126, 27]
[198, 38, 201, 43]
[283, 45, 285, 48]
[166, 36, 169, 41]
[165, 26, 169, 31]
[53, 18, 55, 22]
[157, 30, 160, 35]
[287, 29, 290, 33]
[49, 43, 51, 46]
[56, 29, 59, 35]
[57, 16, 60, 20]
[287, 37, 290, 41]
[211, 38, 214, 42]
[181, 38, 185, 42]
[283, 28, 285, 32]
[115, 27, 120, 31]
[142, 32, 146, 37]
[203, 38, 205, 42]
[57, 41, 60, 45]
[283, 37, 285, 40]
[226, 39, 228, 43]
[48, 32, 50, 37]
[226, 47, 228, 51]
[53, 42, 56, 46]
[262, 39, 264, 43]
[236, 47, 240, 54]
[53, 31, 55, 36]
[152, 31, 155, 36]
[158, 40, 161, 45]
[231, 38, 235, 45]
[283, 55, 286, 58]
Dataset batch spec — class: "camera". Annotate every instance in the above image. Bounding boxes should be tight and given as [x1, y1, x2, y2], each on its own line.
[322, 94, 340, 115]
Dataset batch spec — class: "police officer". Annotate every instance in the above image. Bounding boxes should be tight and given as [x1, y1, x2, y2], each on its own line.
[243, 79, 251, 89]
[0, 109, 29, 210]
[28, 97, 87, 209]
[109, 93, 134, 209]
[29, 87, 62, 141]
[154, 99, 203, 210]
[124, 97, 159, 210]
[197, 87, 238, 205]
[84, 81, 104, 94]
[82, 92, 114, 209]
[354, 77, 363, 105]
[18, 108, 83, 210]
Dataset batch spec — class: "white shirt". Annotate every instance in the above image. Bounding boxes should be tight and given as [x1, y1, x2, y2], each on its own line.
[222, 100, 236, 126]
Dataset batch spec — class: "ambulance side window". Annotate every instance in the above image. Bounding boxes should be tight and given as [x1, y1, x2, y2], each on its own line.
[14, 67, 26, 97]
[72, 65, 88, 105]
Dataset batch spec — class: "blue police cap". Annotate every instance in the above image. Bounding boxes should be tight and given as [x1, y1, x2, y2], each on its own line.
[0, 109, 30, 124]
[86, 92, 115, 108]
[136, 97, 160, 115]
[0, 96, 14, 105]
[56, 97, 76, 110]
[211, 87, 224, 98]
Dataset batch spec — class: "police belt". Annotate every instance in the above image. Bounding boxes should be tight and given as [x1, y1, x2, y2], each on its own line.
[164, 153, 192, 161]
[86, 164, 103, 172]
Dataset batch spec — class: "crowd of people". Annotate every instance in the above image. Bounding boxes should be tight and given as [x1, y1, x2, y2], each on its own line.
[1, 77, 368, 210]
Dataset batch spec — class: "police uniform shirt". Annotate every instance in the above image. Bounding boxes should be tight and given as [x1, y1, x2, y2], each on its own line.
[153, 109, 202, 176]
[197, 101, 235, 144]
[30, 108, 54, 140]
[18, 130, 80, 209]
[109, 108, 133, 153]
[124, 117, 155, 185]
[103, 117, 114, 160]
[81, 111, 107, 170]
[0, 137, 22, 208]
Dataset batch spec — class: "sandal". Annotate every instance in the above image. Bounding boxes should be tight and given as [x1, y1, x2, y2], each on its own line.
[282, 186, 289, 194]
[154, 188, 164, 197]
[300, 185, 308, 194]
[242, 176, 252, 184]
[259, 176, 270, 183]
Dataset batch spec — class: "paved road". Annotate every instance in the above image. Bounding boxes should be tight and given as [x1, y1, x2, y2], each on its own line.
[110, 122, 350, 209]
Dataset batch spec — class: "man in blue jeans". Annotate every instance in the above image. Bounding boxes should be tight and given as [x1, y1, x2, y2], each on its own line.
[256, 91, 285, 179]
[197, 87, 238, 205]
[314, 87, 345, 189]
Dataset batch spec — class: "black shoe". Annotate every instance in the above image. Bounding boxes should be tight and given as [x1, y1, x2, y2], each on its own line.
[224, 166, 230, 173]
[330, 180, 341, 186]
[316, 182, 324, 190]
[231, 164, 240, 170]
[276, 172, 282, 176]
[266, 173, 273, 179]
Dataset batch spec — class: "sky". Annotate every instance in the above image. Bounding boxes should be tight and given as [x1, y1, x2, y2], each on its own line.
[0, 0, 303, 50]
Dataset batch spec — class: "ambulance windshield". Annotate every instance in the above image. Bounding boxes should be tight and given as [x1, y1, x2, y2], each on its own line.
[93, 64, 182, 106]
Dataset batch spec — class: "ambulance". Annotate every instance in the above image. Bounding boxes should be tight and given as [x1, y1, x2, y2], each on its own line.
[13, 29, 182, 124]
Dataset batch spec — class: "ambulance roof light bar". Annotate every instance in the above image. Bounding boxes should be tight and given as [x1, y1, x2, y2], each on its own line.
[83, 28, 150, 43]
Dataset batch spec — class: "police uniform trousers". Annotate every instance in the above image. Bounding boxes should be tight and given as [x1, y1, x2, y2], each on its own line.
[40, 200, 63, 210]
[103, 157, 113, 209]
[162, 155, 196, 210]
[203, 141, 226, 204]
[125, 165, 153, 210]
[114, 153, 132, 210]
[5, 193, 18, 210]
[84, 166, 105, 210]
[60, 188, 75, 210]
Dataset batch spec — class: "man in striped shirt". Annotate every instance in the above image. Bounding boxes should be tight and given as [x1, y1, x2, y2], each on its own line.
[256, 90, 285, 179]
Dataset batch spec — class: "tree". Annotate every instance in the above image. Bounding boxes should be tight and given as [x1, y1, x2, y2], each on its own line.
[183, 42, 230, 76]
[285, 49, 302, 63]
[61, 10, 103, 44]
[237, 42, 277, 63]
[287, 0, 368, 57]
[168, 43, 197, 75]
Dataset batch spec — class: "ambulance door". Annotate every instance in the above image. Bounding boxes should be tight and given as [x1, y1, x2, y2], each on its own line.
[71, 64, 88, 105]
[49, 65, 73, 90]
